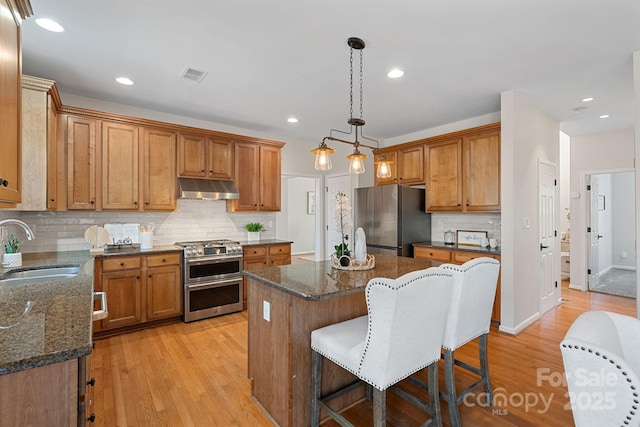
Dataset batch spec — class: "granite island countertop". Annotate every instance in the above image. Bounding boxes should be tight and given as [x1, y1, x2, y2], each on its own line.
[244, 254, 441, 301]
[0, 250, 96, 375]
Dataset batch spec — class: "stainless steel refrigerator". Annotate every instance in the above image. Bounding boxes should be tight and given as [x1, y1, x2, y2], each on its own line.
[354, 185, 431, 257]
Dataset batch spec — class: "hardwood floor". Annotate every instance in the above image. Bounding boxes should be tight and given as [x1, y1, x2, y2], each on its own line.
[91, 281, 636, 426]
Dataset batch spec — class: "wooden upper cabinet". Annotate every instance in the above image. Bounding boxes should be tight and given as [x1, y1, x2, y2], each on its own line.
[231, 143, 260, 211]
[463, 130, 500, 211]
[141, 127, 176, 210]
[397, 145, 424, 185]
[101, 121, 139, 210]
[67, 116, 97, 210]
[259, 145, 281, 211]
[228, 143, 281, 212]
[177, 133, 207, 177]
[0, 0, 24, 205]
[207, 138, 233, 180]
[46, 94, 58, 210]
[374, 151, 397, 186]
[425, 138, 463, 211]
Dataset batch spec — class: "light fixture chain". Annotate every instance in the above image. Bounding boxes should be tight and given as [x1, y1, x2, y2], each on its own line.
[359, 48, 363, 119]
[349, 46, 354, 121]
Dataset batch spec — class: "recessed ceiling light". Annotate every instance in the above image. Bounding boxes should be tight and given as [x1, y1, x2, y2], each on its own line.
[115, 77, 134, 86]
[582, 97, 594, 102]
[287, 117, 298, 123]
[35, 18, 64, 32]
[599, 114, 610, 119]
[387, 69, 404, 79]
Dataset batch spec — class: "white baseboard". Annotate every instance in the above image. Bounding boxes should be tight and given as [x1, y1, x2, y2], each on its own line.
[498, 312, 541, 335]
[610, 264, 637, 271]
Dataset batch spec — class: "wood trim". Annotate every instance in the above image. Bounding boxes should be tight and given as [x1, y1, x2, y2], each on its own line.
[59, 105, 285, 148]
[381, 122, 500, 152]
[8, 0, 32, 20]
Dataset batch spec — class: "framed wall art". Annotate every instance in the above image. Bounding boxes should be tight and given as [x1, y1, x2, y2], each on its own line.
[456, 230, 488, 246]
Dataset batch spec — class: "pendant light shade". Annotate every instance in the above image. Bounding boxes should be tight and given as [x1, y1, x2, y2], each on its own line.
[312, 144, 334, 171]
[376, 158, 392, 179]
[347, 149, 367, 174]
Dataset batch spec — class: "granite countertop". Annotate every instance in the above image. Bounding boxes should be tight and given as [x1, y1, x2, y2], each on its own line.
[0, 251, 95, 375]
[239, 239, 293, 247]
[413, 241, 501, 255]
[244, 254, 441, 301]
[95, 244, 183, 257]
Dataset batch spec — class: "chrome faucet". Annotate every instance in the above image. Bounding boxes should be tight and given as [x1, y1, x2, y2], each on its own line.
[0, 219, 35, 240]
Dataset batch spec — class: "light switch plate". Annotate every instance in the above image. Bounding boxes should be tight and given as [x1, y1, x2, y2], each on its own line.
[263, 301, 270, 322]
[522, 217, 531, 229]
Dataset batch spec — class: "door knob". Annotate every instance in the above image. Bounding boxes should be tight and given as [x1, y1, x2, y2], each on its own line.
[540, 243, 549, 251]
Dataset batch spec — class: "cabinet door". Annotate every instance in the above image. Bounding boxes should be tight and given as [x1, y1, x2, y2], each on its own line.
[259, 145, 281, 211]
[0, 0, 21, 205]
[101, 270, 143, 329]
[374, 151, 397, 186]
[463, 131, 501, 211]
[425, 139, 462, 212]
[146, 264, 182, 320]
[397, 145, 424, 185]
[141, 127, 176, 210]
[46, 94, 58, 210]
[177, 133, 207, 177]
[102, 121, 139, 210]
[67, 116, 97, 210]
[207, 138, 233, 180]
[230, 143, 260, 211]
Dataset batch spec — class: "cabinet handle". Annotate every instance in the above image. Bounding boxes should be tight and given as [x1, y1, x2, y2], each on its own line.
[209, 170, 213, 173]
[120, 262, 124, 267]
[148, 274, 152, 278]
[466, 203, 469, 206]
[88, 414, 96, 423]
[1, 179, 8, 187]
[162, 258, 166, 262]
[201, 169, 205, 173]
[134, 201, 138, 205]
[263, 261, 267, 265]
[136, 275, 140, 279]
[87, 377, 95, 387]
[144, 201, 149, 205]
[50, 198, 55, 202]
[90, 200, 95, 204]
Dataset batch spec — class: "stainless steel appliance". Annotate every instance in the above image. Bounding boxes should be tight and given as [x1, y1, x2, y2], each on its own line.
[176, 239, 244, 322]
[354, 185, 431, 257]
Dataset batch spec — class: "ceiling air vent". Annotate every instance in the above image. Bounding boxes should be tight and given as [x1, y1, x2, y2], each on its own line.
[180, 67, 208, 83]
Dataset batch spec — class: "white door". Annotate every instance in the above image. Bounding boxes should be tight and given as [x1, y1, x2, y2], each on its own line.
[588, 176, 601, 288]
[325, 174, 352, 259]
[539, 161, 559, 314]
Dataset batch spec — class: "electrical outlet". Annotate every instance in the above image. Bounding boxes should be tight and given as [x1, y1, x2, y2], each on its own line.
[621, 251, 627, 259]
[263, 301, 270, 322]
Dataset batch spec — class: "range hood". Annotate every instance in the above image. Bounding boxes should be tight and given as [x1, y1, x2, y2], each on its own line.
[177, 177, 240, 200]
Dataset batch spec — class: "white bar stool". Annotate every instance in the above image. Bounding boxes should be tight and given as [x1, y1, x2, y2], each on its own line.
[310, 267, 454, 427]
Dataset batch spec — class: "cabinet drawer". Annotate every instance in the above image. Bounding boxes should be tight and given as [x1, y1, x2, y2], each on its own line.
[269, 244, 290, 256]
[269, 254, 291, 267]
[102, 256, 142, 272]
[244, 246, 267, 257]
[453, 251, 498, 264]
[146, 252, 181, 267]
[414, 247, 451, 262]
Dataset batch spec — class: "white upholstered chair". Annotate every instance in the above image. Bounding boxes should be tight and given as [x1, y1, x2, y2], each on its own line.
[439, 257, 500, 427]
[310, 267, 454, 427]
[560, 311, 640, 427]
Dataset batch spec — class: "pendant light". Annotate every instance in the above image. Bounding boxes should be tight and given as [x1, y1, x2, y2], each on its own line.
[312, 37, 391, 177]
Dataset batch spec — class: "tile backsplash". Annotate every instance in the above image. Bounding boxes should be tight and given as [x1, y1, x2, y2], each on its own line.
[431, 213, 501, 245]
[0, 200, 276, 253]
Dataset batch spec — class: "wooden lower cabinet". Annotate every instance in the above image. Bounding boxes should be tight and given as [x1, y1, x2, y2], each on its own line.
[93, 252, 182, 337]
[0, 356, 94, 427]
[414, 246, 501, 324]
[242, 243, 291, 308]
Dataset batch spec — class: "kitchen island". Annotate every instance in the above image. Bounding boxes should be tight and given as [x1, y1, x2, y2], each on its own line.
[244, 254, 440, 427]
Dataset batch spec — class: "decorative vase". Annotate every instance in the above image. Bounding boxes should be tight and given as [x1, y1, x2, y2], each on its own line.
[2, 252, 22, 268]
[339, 256, 351, 267]
[354, 227, 367, 265]
[247, 231, 260, 242]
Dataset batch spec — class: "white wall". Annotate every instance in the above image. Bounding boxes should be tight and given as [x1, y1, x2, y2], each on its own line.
[634, 50, 640, 315]
[280, 177, 316, 254]
[569, 128, 634, 290]
[559, 132, 571, 238]
[500, 90, 560, 334]
[612, 172, 636, 268]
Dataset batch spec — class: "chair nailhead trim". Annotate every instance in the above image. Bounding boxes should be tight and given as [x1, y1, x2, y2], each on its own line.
[565, 345, 638, 426]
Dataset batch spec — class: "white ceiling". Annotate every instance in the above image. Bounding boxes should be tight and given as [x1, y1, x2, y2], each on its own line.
[21, 0, 640, 144]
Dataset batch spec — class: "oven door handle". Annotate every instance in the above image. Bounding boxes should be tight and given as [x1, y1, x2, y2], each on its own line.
[186, 278, 242, 290]
[185, 255, 243, 266]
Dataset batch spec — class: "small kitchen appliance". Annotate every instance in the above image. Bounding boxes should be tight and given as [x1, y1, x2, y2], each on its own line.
[175, 239, 244, 322]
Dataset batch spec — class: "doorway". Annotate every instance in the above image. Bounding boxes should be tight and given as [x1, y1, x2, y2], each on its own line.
[586, 172, 636, 298]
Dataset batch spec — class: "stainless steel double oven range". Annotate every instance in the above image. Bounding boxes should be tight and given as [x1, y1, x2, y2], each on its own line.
[175, 240, 243, 322]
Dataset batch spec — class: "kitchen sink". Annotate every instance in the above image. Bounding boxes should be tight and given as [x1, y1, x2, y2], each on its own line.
[0, 265, 80, 284]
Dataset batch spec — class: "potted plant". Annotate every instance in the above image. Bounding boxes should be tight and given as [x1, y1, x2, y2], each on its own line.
[3, 233, 22, 267]
[245, 223, 264, 242]
[334, 192, 352, 266]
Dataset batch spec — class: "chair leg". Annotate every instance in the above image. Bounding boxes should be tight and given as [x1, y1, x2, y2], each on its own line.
[427, 362, 443, 427]
[311, 350, 322, 427]
[444, 349, 461, 427]
[479, 333, 493, 404]
[373, 387, 386, 427]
